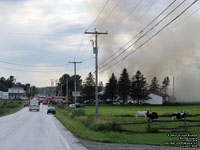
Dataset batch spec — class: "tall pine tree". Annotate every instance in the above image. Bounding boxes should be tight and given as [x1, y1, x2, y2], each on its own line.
[104, 73, 118, 103]
[161, 76, 170, 99]
[149, 77, 160, 93]
[118, 68, 130, 103]
[131, 70, 149, 104]
[81, 72, 95, 100]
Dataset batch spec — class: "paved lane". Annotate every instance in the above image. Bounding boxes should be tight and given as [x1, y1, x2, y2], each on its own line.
[0, 104, 87, 150]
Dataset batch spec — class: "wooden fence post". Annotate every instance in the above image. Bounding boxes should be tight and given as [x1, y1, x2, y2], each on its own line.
[148, 119, 152, 131]
[112, 121, 116, 131]
[184, 117, 187, 131]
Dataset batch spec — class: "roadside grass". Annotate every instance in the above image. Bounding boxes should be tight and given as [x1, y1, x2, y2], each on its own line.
[0, 100, 25, 117]
[54, 104, 200, 146]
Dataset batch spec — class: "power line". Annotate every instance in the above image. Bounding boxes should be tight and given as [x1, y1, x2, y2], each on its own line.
[0, 66, 73, 73]
[100, 0, 199, 73]
[97, 0, 121, 28]
[99, 0, 163, 65]
[0, 60, 70, 67]
[99, 0, 186, 70]
[87, 0, 110, 30]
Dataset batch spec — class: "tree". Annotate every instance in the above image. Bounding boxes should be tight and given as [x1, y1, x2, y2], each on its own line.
[149, 77, 160, 93]
[56, 74, 82, 102]
[6, 76, 16, 88]
[81, 72, 95, 100]
[118, 68, 130, 103]
[131, 70, 149, 104]
[104, 73, 118, 103]
[161, 76, 170, 97]
[98, 81, 104, 92]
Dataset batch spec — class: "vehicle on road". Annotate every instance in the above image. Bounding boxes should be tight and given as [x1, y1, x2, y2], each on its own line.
[29, 98, 40, 111]
[47, 107, 56, 114]
[24, 101, 29, 107]
[42, 100, 48, 105]
[69, 103, 84, 108]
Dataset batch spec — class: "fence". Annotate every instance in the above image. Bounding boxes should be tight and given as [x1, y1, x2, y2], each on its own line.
[112, 118, 200, 132]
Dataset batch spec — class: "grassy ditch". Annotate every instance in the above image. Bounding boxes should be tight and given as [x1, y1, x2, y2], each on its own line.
[54, 105, 200, 147]
[0, 100, 24, 117]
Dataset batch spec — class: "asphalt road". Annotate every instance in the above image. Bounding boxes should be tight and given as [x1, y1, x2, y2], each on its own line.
[0, 104, 87, 150]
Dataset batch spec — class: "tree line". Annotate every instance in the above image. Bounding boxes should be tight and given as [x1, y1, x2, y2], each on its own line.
[104, 68, 170, 104]
[57, 68, 170, 104]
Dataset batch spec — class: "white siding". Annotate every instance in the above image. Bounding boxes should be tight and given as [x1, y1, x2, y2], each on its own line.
[0, 91, 2, 99]
[145, 93, 163, 105]
[2, 92, 9, 99]
[8, 87, 25, 94]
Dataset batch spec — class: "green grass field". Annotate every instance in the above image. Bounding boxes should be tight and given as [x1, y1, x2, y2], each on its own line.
[0, 100, 24, 117]
[54, 105, 200, 147]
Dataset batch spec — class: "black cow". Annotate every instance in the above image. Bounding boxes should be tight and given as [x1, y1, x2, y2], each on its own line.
[172, 111, 186, 120]
[146, 111, 158, 120]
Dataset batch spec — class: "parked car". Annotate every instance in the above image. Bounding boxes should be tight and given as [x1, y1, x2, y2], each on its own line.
[47, 107, 56, 114]
[69, 103, 84, 108]
[24, 102, 29, 107]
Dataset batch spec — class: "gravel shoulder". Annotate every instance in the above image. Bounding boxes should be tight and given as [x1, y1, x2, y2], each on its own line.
[79, 139, 199, 150]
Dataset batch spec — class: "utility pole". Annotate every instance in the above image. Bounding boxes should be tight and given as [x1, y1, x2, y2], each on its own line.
[84, 28, 108, 118]
[66, 77, 68, 111]
[69, 61, 82, 109]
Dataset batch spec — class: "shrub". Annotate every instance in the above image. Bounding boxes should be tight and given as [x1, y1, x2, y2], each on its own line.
[71, 109, 86, 118]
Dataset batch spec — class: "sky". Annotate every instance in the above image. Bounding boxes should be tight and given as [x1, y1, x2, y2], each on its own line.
[0, 0, 200, 102]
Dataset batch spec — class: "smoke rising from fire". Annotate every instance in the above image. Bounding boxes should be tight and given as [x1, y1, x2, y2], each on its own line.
[93, 0, 200, 102]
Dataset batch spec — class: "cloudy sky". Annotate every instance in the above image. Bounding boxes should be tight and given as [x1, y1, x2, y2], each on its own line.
[0, 0, 200, 101]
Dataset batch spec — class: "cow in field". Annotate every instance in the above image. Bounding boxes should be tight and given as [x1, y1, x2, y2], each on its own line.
[146, 111, 158, 120]
[172, 111, 186, 120]
[136, 111, 148, 120]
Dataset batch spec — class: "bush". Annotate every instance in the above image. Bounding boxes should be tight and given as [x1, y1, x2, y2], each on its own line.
[6, 102, 17, 109]
[71, 109, 86, 118]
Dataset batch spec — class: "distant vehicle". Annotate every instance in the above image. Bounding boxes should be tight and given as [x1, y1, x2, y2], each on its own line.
[42, 100, 48, 105]
[47, 107, 56, 114]
[84, 100, 95, 105]
[69, 103, 84, 108]
[24, 102, 29, 107]
[29, 98, 40, 111]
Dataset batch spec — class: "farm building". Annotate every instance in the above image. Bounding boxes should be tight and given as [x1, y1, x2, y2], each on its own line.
[8, 87, 26, 100]
[0, 91, 9, 99]
[145, 93, 163, 105]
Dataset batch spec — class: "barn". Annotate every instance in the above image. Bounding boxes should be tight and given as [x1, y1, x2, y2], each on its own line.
[145, 93, 163, 105]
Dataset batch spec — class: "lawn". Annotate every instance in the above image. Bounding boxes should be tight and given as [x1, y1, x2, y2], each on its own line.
[54, 104, 200, 147]
[0, 100, 25, 117]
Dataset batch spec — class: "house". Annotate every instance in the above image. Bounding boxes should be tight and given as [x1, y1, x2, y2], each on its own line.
[2, 92, 8, 99]
[8, 87, 26, 100]
[144, 93, 163, 105]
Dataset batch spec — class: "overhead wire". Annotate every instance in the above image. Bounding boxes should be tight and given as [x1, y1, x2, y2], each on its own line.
[0, 60, 70, 67]
[99, 0, 199, 73]
[86, 0, 110, 30]
[99, 0, 186, 70]
[99, 0, 177, 67]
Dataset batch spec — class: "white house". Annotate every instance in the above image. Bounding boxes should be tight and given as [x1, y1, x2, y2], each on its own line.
[8, 87, 26, 100]
[2, 92, 9, 99]
[145, 93, 163, 105]
[0, 91, 2, 99]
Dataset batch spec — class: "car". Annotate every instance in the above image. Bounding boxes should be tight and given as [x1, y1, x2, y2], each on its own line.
[47, 107, 56, 114]
[42, 100, 48, 105]
[24, 102, 29, 107]
[69, 103, 84, 108]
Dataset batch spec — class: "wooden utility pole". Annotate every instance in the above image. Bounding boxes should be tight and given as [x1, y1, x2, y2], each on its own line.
[84, 28, 108, 118]
[66, 77, 68, 111]
[69, 61, 82, 109]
